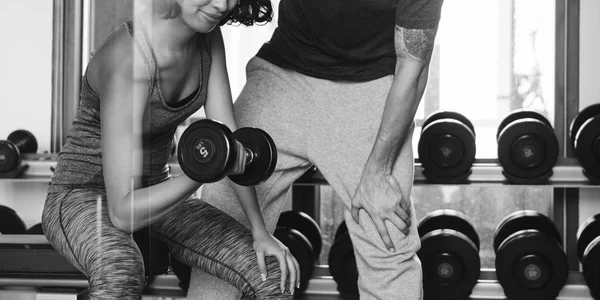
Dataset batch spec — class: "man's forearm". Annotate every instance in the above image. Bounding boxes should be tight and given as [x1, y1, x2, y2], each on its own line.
[366, 25, 437, 174]
[367, 62, 429, 174]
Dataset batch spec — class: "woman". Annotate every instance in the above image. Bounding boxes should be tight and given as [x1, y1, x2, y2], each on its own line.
[41, 0, 299, 299]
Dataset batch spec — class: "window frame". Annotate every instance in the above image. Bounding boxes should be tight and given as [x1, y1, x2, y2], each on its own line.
[53, 0, 587, 283]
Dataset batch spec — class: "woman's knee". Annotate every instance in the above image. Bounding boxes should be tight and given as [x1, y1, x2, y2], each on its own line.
[240, 255, 293, 300]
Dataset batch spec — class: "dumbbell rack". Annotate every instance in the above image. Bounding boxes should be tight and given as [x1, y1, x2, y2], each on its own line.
[292, 159, 599, 299]
[1, 155, 599, 299]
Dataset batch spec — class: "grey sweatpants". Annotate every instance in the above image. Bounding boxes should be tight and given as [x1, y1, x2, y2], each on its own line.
[41, 188, 292, 300]
[188, 57, 422, 299]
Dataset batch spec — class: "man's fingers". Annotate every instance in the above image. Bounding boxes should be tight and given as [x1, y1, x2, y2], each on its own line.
[395, 203, 411, 228]
[374, 219, 394, 252]
[256, 251, 267, 281]
[389, 213, 410, 236]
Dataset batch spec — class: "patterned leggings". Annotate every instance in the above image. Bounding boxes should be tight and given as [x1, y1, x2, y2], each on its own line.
[41, 188, 291, 300]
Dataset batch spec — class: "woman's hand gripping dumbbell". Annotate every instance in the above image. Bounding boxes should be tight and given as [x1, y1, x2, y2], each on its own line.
[177, 119, 277, 186]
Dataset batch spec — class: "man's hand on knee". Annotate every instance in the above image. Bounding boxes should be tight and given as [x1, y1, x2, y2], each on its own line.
[351, 170, 411, 252]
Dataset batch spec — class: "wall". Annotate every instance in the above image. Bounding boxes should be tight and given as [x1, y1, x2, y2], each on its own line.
[0, 1, 53, 154]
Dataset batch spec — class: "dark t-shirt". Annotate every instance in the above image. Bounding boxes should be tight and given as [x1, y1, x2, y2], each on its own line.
[256, 0, 443, 82]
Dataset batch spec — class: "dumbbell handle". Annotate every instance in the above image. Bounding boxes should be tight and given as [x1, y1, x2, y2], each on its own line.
[9, 138, 28, 151]
[244, 147, 256, 165]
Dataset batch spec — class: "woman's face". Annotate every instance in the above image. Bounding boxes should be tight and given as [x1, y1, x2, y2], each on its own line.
[176, 0, 238, 32]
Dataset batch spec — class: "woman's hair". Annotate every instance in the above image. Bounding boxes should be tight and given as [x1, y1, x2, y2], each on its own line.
[151, 0, 273, 26]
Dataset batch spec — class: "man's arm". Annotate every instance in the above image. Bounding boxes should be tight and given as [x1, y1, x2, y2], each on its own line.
[366, 25, 438, 178]
[351, 1, 443, 251]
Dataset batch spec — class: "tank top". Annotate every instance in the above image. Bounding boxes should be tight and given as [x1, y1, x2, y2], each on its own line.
[48, 18, 211, 193]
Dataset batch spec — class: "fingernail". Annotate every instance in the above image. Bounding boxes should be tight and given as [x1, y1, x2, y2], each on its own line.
[281, 287, 285, 293]
[297, 282, 300, 289]
[261, 274, 266, 281]
[389, 247, 395, 252]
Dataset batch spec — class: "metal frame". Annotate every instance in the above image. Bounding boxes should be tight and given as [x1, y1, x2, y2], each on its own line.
[42, 0, 590, 294]
[51, 0, 83, 153]
[553, 0, 581, 270]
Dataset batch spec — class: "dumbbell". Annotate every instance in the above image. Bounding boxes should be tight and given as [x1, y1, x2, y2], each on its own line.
[0, 205, 27, 234]
[26, 223, 44, 235]
[0, 130, 38, 173]
[328, 221, 359, 300]
[274, 210, 323, 293]
[418, 111, 476, 183]
[493, 210, 568, 300]
[170, 256, 191, 293]
[177, 119, 277, 186]
[577, 214, 600, 299]
[417, 209, 480, 300]
[497, 109, 558, 184]
[570, 103, 600, 181]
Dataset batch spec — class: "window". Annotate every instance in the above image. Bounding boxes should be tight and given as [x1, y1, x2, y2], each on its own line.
[314, 0, 557, 268]
[412, 0, 555, 158]
[0, 0, 54, 154]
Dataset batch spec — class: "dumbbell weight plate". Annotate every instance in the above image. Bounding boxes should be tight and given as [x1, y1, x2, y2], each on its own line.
[570, 104, 600, 149]
[171, 256, 191, 293]
[178, 119, 236, 183]
[0, 141, 21, 173]
[7, 129, 38, 154]
[418, 209, 480, 250]
[422, 111, 476, 135]
[0, 205, 27, 234]
[495, 229, 568, 299]
[419, 120, 476, 178]
[582, 236, 600, 299]
[493, 210, 562, 253]
[229, 128, 277, 186]
[418, 229, 480, 300]
[277, 211, 323, 259]
[497, 109, 553, 140]
[328, 230, 359, 300]
[26, 223, 44, 235]
[577, 214, 600, 262]
[497, 119, 558, 179]
[133, 227, 171, 279]
[574, 116, 600, 179]
[274, 227, 315, 292]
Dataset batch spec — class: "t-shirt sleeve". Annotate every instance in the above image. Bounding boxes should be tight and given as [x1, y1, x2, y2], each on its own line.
[396, 0, 444, 29]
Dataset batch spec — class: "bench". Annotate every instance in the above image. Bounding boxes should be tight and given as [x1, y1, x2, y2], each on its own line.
[0, 235, 185, 300]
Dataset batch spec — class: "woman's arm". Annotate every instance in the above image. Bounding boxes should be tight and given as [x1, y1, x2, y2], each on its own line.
[98, 29, 203, 233]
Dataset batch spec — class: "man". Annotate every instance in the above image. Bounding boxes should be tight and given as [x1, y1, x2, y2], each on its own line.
[189, 0, 444, 298]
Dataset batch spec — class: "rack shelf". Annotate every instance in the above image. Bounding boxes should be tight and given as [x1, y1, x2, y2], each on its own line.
[2, 156, 598, 188]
